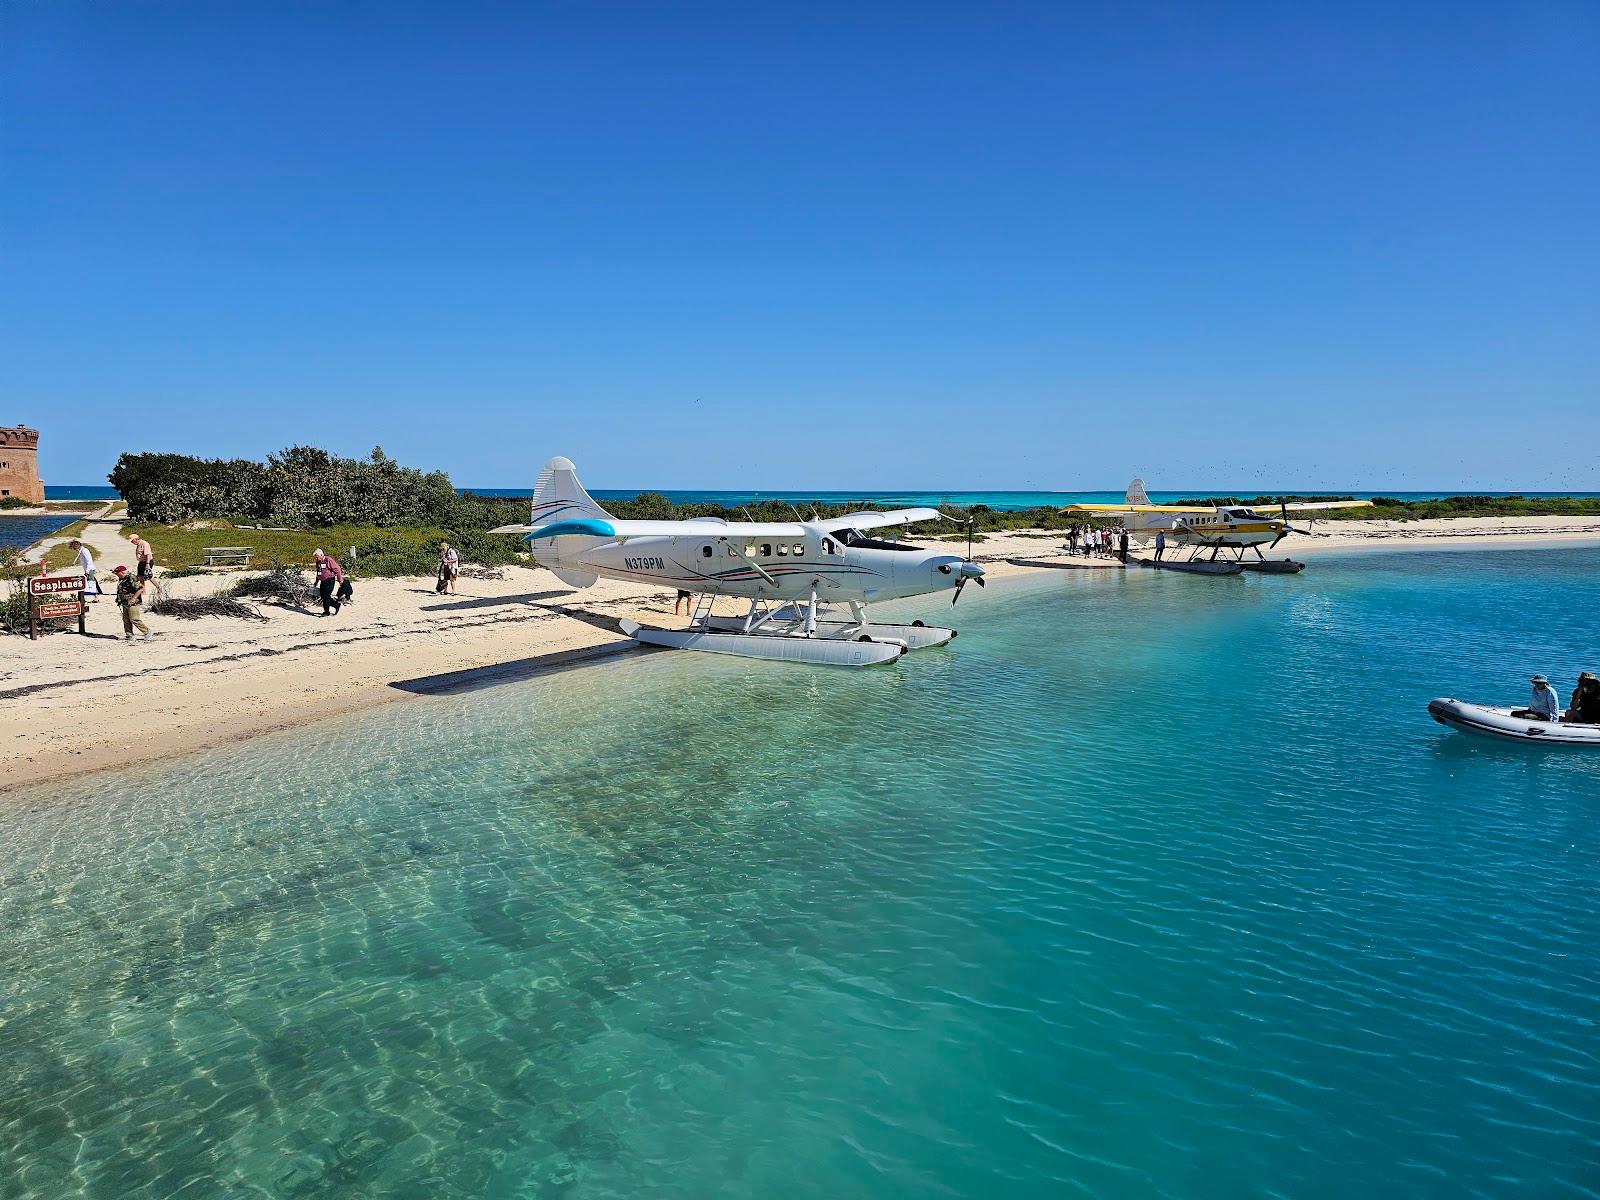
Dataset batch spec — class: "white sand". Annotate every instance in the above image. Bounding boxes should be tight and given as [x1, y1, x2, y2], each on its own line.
[5, 514, 1598, 796]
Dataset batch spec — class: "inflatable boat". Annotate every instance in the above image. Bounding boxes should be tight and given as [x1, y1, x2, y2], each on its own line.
[1427, 698, 1600, 745]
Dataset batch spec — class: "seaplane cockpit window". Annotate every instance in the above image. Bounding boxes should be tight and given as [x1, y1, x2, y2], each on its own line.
[821, 538, 836, 555]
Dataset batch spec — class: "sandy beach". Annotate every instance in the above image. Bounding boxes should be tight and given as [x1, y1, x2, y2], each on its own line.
[6, 513, 1599, 797]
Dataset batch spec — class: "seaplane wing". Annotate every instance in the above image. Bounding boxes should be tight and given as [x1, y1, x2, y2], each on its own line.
[1061, 502, 1219, 514]
[814, 507, 942, 532]
[489, 516, 808, 541]
[1278, 500, 1374, 513]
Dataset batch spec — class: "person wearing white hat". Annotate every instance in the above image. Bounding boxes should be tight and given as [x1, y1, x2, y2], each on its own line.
[1527, 674, 1560, 722]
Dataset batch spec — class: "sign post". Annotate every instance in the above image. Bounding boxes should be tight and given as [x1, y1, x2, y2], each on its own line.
[27, 573, 87, 640]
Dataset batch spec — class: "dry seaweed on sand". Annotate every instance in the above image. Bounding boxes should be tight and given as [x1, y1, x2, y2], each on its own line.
[458, 564, 507, 580]
[149, 595, 268, 622]
[230, 562, 317, 609]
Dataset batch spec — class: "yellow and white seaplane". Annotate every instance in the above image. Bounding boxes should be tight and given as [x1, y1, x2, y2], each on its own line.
[490, 457, 985, 666]
[1064, 479, 1373, 573]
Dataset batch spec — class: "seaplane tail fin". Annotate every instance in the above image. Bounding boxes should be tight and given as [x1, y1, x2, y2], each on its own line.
[1126, 478, 1151, 506]
[531, 456, 614, 525]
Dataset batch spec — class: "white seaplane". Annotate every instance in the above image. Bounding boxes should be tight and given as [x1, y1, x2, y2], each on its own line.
[490, 457, 986, 666]
[1065, 479, 1373, 571]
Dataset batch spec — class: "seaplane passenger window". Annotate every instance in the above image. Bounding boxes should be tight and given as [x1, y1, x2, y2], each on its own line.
[701, 545, 713, 558]
[744, 543, 757, 557]
[776, 544, 789, 556]
[821, 538, 835, 555]
[760, 543, 772, 557]
[792, 543, 805, 556]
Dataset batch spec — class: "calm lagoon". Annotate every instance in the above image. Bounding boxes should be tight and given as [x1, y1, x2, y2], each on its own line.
[3, 547, 1598, 1199]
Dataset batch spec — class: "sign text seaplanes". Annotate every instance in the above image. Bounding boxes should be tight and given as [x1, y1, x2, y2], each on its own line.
[29, 573, 85, 595]
[26, 572, 88, 639]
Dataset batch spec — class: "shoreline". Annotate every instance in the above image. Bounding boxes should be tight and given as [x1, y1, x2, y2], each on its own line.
[6, 518, 1599, 800]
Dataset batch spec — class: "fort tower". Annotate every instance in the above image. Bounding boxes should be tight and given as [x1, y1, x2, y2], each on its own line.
[0, 425, 45, 503]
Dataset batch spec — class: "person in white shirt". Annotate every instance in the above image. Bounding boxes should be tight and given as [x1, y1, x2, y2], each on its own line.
[71, 539, 100, 601]
[1527, 674, 1560, 722]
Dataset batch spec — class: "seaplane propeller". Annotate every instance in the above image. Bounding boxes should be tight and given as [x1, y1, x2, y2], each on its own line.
[1275, 502, 1322, 543]
[941, 561, 987, 604]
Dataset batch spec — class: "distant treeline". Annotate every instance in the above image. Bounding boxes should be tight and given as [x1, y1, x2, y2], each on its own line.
[107, 449, 1600, 536]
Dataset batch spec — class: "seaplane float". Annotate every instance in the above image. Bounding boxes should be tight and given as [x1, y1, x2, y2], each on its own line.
[1427, 699, 1600, 746]
[1064, 479, 1374, 574]
[490, 457, 985, 667]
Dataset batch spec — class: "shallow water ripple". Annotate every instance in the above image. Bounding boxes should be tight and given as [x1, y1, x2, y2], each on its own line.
[3, 547, 1600, 1198]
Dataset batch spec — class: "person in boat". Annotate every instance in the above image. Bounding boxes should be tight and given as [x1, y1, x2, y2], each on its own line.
[1568, 672, 1600, 724]
[1524, 674, 1561, 722]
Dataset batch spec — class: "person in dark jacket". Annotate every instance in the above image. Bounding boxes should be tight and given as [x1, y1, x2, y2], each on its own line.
[1568, 672, 1600, 724]
[112, 564, 152, 641]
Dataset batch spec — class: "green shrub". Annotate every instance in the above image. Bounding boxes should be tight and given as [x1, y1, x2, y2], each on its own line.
[0, 496, 30, 510]
[110, 445, 458, 527]
[344, 528, 521, 577]
[0, 584, 32, 634]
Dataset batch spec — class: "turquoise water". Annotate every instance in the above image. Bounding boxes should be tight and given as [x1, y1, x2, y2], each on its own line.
[4, 547, 1599, 1199]
[43, 484, 1600, 509]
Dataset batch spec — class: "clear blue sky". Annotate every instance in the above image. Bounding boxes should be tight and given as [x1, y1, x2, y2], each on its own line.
[4, 2, 1596, 491]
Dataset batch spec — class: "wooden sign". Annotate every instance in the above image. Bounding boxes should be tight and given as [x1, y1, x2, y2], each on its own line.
[27, 573, 88, 638]
[29, 573, 86, 596]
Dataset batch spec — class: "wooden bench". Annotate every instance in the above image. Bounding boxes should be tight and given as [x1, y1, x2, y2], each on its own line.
[202, 545, 254, 567]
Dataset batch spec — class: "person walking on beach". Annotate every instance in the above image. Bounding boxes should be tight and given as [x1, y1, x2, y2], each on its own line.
[129, 533, 154, 580]
[438, 541, 460, 595]
[1154, 529, 1167, 563]
[71, 539, 100, 602]
[313, 549, 345, 616]
[674, 588, 692, 616]
[1118, 527, 1130, 563]
[111, 564, 152, 642]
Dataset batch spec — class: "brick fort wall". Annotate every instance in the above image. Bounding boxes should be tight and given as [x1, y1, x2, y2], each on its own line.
[0, 425, 45, 503]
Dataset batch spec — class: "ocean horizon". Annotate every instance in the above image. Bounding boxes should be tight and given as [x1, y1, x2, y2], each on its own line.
[43, 484, 1600, 509]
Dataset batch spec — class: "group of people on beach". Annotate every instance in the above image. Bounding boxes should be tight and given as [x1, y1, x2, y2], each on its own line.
[48, 534, 466, 640]
[62, 533, 160, 642]
[310, 540, 458, 618]
[1066, 524, 1131, 563]
[1525, 672, 1600, 724]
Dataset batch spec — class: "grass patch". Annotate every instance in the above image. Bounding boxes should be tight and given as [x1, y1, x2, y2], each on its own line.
[124, 521, 521, 577]
[39, 520, 92, 571]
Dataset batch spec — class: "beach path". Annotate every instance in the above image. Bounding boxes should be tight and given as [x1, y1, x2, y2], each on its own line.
[20, 501, 135, 572]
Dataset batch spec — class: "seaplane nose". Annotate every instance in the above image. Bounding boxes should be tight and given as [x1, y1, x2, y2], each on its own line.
[943, 558, 986, 605]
